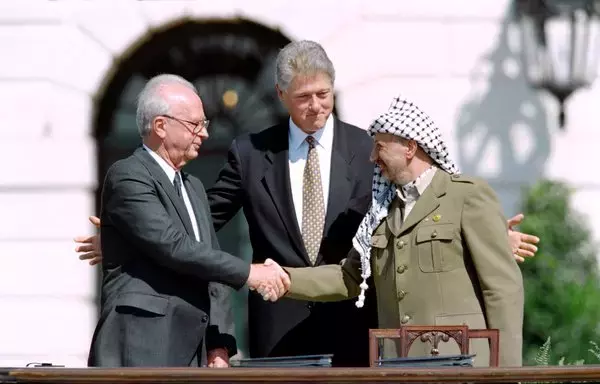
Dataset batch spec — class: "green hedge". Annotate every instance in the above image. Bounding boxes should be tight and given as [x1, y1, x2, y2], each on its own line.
[519, 180, 600, 365]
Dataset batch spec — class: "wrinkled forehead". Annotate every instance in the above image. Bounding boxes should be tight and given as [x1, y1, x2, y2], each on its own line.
[286, 72, 333, 94]
[372, 132, 408, 144]
[372, 132, 394, 141]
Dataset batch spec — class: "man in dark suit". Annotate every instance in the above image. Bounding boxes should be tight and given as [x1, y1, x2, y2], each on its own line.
[206, 41, 377, 367]
[76, 41, 540, 367]
[88, 74, 289, 367]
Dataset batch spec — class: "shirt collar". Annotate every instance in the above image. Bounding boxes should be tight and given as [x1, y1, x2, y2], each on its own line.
[288, 114, 334, 151]
[143, 144, 178, 184]
[397, 166, 438, 201]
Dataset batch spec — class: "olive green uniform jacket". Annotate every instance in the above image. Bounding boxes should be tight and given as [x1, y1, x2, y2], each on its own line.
[286, 170, 524, 367]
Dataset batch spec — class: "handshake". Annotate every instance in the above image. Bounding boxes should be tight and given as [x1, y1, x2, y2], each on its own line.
[246, 259, 290, 302]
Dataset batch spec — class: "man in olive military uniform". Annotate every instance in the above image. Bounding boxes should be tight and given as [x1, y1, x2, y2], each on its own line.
[261, 95, 524, 367]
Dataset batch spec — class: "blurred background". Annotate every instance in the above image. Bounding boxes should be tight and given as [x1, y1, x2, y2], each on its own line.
[1, 0, 599, 367]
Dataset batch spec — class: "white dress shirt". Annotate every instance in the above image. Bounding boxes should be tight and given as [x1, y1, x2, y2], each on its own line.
[143, 144, 200, 241]
[288, 114, 334, 231]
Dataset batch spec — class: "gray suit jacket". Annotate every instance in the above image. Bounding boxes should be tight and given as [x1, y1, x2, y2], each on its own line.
[88, 147, 250, 367]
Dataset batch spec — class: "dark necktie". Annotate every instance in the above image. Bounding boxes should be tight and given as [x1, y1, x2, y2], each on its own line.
[302, 136, 325, 265]
[173, 172, 183, 198]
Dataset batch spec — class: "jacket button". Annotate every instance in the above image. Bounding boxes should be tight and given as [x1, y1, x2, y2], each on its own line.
[401, 314, 411, 324]
[201, 315, 209, 323]
[306, 303, 314, 310]
[431, 231, 438, 238]
[397, 265, 407, 274]
[396, 240, 405, 249]
[397, 290, 406, 300]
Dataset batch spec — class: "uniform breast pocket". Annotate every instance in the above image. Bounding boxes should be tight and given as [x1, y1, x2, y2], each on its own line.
[371, 234, 392, 277]
[416, 224, 459, 273]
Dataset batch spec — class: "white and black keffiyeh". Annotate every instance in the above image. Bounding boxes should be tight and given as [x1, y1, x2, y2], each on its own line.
[352, 95, 460, 308]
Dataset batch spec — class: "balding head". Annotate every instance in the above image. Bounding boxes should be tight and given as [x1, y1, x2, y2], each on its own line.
[136, 74, 209, 170]
[136, 74, 200, 138]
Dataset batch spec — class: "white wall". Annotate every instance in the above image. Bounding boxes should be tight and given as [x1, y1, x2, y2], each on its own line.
[0, 1, 99, 366]
[0, 0, 597, 367]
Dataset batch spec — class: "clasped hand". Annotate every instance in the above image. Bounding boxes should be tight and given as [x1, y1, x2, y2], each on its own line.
[247, 259, 290, 302]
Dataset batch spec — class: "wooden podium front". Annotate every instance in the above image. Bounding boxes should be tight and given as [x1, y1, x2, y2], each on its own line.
[3, 366, 600, 383]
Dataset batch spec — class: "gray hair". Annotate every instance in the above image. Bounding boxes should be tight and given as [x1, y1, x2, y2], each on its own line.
[275, 40, 335, 91]
[136, 74, 198, 138]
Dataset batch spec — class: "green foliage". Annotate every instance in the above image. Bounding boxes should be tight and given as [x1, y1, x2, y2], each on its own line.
[589, 341, 600, 362]
[534, 336, 590, 366]
[534, 336, 551, 366]
[519, 180, 600, 365]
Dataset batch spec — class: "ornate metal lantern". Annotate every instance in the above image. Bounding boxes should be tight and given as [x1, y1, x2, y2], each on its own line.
[517, 0, 600, 128]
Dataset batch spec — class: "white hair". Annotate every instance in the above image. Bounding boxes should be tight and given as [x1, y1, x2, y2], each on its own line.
[275, 40, 335, 91]
[135, 74, 198, 138]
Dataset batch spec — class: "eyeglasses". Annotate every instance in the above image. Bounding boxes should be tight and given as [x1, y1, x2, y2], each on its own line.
[162, 114, 210, 135]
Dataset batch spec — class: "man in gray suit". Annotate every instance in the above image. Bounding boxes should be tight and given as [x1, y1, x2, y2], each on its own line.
[88, 74, 290, 367]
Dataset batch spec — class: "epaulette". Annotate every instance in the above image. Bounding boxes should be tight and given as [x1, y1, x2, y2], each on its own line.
[449, 174, 475, 184]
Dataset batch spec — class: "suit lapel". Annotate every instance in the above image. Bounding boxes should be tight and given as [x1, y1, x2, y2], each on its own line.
[261, 126, 309, 263]
[133, 147, 196, 238]
[385, 196, 404, 237]
[324, 119, 354, 233]
[398, 170, 449, 236]
[316, 119, 354, 264]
